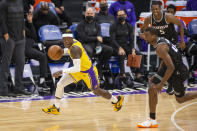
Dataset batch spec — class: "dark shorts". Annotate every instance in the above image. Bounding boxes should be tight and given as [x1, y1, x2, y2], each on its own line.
[152, 64, 189, 97]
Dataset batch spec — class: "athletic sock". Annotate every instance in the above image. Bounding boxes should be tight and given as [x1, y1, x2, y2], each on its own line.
[150, 113, 156, 120]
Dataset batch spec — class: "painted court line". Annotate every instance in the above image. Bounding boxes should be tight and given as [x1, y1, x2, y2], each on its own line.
[171, 101, 197, 131]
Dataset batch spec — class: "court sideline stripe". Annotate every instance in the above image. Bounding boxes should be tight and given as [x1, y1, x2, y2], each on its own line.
[171, 101, 197, 131]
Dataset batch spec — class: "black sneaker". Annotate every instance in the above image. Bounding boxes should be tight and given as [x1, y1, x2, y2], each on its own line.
[14, 89, 31, 95]
[166, 85, 174, 95]
[39, 82, 50, 89]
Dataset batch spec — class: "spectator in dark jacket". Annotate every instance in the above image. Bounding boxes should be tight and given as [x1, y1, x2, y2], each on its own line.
[33, 1, 59, 34]
[186, 0, 197, 11]
[76, 8, 113, 78]
[109, 0, 136, 27]
[95, 0, 115, 47]
[25, 12, 49, 89]
[51, 0, 72, 27]
[110, 10, 144, 84]
[0, 0, 31, 96]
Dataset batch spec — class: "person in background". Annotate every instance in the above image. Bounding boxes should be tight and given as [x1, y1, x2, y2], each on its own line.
[25, 12, 50, 90]
[186, 0, 197, 11]
[0, 0, 31, 96]
[95, 0, 115, 48]
[110, 10, 145, 84]
[108, 0, 136, 28]
[33, 1, 59, 34]
[51, 0, 72, 27]
[76, 8, 113, 79]
[95, 0, 115, 25]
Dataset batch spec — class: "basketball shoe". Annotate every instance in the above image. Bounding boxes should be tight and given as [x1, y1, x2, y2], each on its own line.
[112, 95, 124, 112]
[42, 104, 60, 115]
[137, 118, 158, 128]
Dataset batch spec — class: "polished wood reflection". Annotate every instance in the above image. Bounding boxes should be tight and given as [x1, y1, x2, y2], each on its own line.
[0, 93, 196, 131]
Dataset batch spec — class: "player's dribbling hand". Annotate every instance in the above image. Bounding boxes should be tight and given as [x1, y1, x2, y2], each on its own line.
[53, 71, 63, 78]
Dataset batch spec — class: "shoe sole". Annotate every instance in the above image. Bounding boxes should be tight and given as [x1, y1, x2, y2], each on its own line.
[137, 124, 158, 128]
[42, 109, 59, 115]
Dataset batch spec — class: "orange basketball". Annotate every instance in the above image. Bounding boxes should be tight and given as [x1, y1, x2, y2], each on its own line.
[48, 45, 63, 61]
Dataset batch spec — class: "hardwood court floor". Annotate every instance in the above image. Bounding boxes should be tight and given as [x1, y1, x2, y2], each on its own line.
[0, 93, 196, 131]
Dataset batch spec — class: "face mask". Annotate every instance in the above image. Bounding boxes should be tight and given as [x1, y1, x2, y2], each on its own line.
[118, 16, 126, 22]
[100, 6, 108, 12]
[85, 16, 94, 22]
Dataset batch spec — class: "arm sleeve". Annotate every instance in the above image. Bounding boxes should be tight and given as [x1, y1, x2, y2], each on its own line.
[76, 22, 98, 43]
[110, 23, 120, 48]
[62, 59, 81, 73]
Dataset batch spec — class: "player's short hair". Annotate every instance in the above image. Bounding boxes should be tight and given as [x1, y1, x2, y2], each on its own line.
[167, 4, 177, 12]
[145, 27, 159, 36]
[151, 1, 161, 7]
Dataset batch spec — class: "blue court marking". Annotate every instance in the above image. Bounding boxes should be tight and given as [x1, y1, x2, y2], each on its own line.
[0, 87, 196, 103]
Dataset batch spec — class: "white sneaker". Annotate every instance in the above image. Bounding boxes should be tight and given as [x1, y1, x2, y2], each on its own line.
[137, 118, 158, 128]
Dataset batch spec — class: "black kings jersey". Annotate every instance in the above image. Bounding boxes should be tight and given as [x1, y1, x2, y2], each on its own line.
[151, 12, 178, 44]
[155, 37, 183, 69]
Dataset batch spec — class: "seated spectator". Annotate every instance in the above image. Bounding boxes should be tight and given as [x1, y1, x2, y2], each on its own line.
[51, 0, 72, 27]
[186, 0, 197, 11]
[25, 12, 50, 89]
[95, 0, 115, 47]
[108, 0, 136, 27]
[95, 0, 115, 25]
[76, 8, 113, 79]
[110, 10, 144, 84]
[33, 1, 59, 34]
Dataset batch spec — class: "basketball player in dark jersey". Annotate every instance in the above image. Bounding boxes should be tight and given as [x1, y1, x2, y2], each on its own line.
[140, 1, 185, 49]
[137, 27, 197, 128]
[140, 1, 185, 95]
